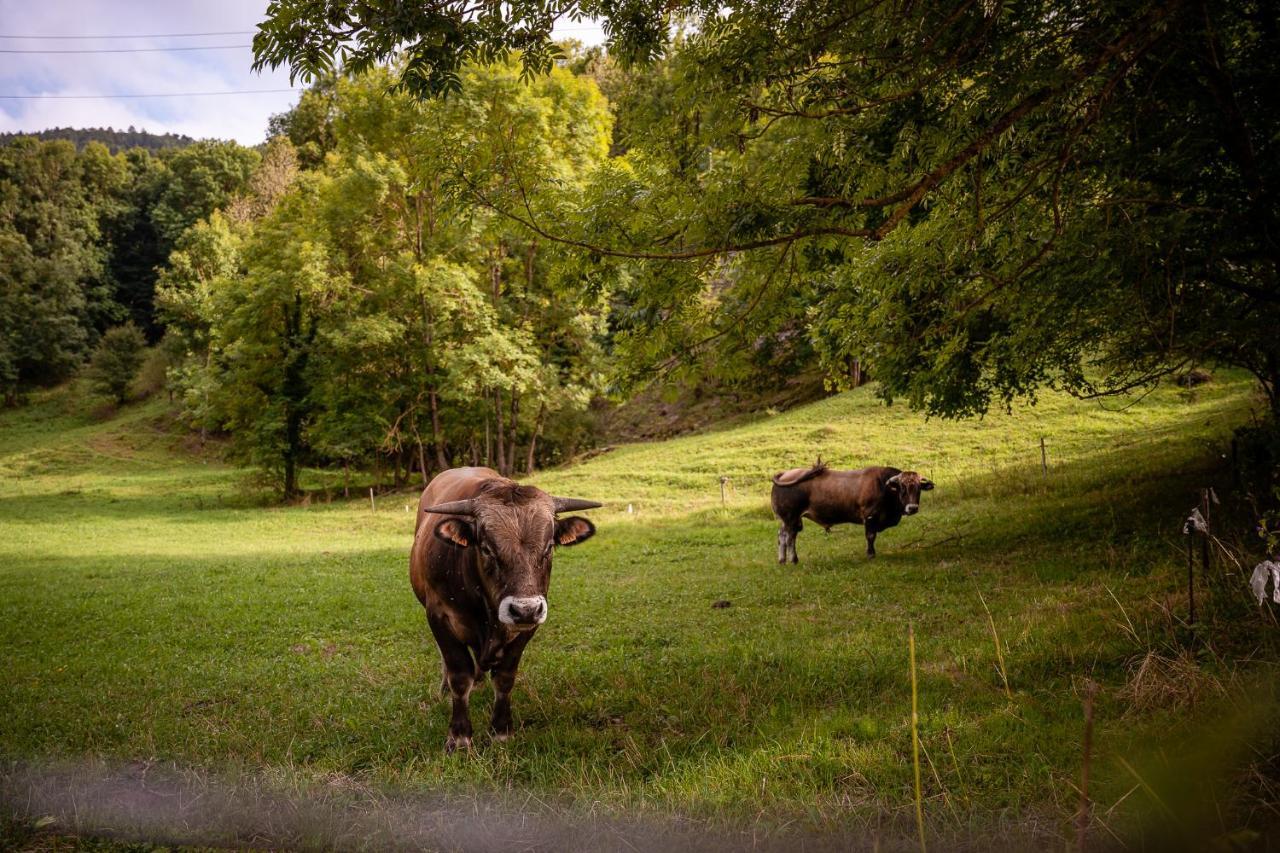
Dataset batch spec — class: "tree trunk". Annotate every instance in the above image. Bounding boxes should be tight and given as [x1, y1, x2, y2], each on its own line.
[525, 404, 545, 474]
[428, 387, 448, 470]
[280, 292, 315, 501]
[494, 390, 507, 475]
[1266, 352, 1280, 422]
[283, 451, 298, 500]
[490, 246, 502, 306]
[508, 393, 520, 475]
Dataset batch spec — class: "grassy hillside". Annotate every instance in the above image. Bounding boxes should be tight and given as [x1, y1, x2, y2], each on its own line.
[1, 376, 1276, 848]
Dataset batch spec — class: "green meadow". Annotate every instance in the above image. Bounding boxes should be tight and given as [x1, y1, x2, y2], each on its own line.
[1, 374, 1276, 847]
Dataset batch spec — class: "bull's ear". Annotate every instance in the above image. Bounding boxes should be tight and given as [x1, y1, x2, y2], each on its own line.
[554, 516, 596, 547]
[434, 518, 475, 548]
[920, 478, 935, 491]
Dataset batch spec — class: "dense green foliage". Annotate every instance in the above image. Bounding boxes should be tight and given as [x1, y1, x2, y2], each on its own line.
[0, 135, 261, 403]
[0, 139, 122, 403]
[85, 323, 146, 404]
[8, 0, 1279, 501]
[255, 0, 1280, 424]
[2, 374, 1274, 847]
[0, 126, 197, 154]
[154, 62, 613, 496]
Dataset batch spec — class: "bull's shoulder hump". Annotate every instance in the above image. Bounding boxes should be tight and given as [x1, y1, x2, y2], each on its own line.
[453, 466, 502, 477]
[419, 466, 505, 509]
[438, 466, 502, 484]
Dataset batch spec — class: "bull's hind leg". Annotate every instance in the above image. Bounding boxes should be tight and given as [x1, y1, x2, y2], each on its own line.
[865, 520, 878, 558]
[789, 519, 803, 563]
[777, 518, 802, 564]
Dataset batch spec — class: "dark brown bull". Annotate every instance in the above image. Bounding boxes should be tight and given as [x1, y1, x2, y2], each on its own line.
[770, 460, 934, 562]
[410, 466, 600, 752]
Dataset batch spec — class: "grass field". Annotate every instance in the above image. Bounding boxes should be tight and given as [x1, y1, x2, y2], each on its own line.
[1, 375, 1277, 849]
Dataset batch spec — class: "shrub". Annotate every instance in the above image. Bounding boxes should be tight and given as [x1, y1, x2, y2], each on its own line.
[86, 323, 146, 404]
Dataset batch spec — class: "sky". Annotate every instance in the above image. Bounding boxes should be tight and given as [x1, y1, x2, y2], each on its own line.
[0, 1, 606, 145]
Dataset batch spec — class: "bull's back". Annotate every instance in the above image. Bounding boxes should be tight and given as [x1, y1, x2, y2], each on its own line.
[798, 467, 890, 526]
[410, 467, 501, 605]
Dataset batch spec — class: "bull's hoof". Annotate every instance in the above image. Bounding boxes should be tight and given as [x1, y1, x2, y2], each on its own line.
[492, 731, 512, 743]
[444, 735, 472, 754]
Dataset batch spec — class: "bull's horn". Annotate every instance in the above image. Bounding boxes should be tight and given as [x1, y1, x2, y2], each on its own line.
[422, 499, 476, 516]
[553, 497, 603, 513]
[886, 473, 902, 485]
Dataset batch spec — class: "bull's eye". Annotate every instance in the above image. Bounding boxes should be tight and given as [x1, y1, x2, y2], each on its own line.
[543, 542, 554, 559]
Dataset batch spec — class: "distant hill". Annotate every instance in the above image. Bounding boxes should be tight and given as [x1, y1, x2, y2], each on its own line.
[0, 126, 197, 153]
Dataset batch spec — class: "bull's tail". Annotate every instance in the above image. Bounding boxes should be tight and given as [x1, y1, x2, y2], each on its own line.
[771, 456, 829, 487]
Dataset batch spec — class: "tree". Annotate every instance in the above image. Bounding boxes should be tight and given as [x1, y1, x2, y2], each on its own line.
[150, 141, 259, 251]
[100, 149, 172, 336]
[267, 77, 338, 170]
[0, 138, 123, 403]
[202, 176, 338, 498]
[85, 322, 146, 403]
[168, 60, 614, 494]
[298, 59, 612, 479]
[253, 0, 1280, 421]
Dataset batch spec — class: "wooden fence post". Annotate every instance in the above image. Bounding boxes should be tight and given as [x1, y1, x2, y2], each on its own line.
[1200, 488, 1212, 580]
[1186, 533, 1196, 625]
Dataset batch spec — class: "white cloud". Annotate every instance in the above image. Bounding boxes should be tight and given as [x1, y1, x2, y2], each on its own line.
[1, 0, 302, 144]
[0, 2, 605, 145]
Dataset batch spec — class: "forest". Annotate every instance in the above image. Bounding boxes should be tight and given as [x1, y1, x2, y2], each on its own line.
[4, 1, 1277, 517]
[3, 58, 627, 495]
[0, 126, 198, 154]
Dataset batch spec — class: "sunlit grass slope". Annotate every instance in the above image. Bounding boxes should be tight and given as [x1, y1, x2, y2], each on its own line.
[0, 375, 1273, 845]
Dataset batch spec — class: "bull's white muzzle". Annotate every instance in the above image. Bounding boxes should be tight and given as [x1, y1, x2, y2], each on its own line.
[498, 595, 548, 628]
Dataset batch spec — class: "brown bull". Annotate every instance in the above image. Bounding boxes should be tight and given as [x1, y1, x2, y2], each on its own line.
[770, 460, 934, 562]
[410, 466, 600, 752]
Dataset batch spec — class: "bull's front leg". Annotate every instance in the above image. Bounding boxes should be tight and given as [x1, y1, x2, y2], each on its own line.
[445, 669, 475, 752]
[428, 613, 477, 753]
[489, 638, 532, 742]
[865, 520, 878, 558]
[490, 668, 516, 741]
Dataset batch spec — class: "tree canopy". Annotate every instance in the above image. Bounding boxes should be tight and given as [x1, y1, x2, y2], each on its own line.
[254, 0, 1280, 420]
[153, 59, 613, 496]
